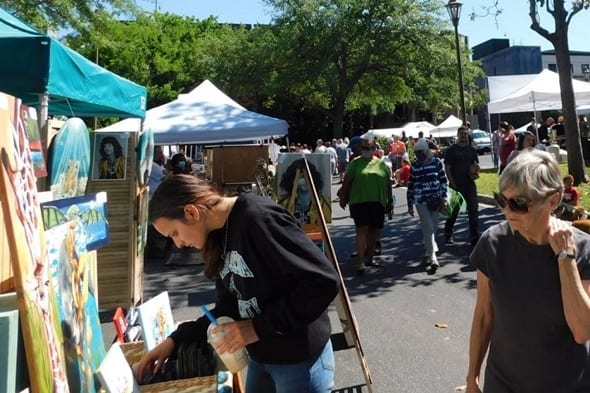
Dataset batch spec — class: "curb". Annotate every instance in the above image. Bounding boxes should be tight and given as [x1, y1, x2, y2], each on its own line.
[478, 194, 496, 206]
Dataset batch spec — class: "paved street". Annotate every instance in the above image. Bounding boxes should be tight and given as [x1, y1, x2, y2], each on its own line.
[135, 171, 504, 393]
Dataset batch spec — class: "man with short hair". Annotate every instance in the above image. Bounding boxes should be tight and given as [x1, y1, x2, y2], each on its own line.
[444, 127, 480, 246]
[537, 116, 554, 145]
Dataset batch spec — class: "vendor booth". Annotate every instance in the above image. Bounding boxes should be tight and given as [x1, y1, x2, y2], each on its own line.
[487, 69, 590, 114]
[99, 79, 289, 187]
[0, 10, 151, 392]
[99, 79, 288, 144]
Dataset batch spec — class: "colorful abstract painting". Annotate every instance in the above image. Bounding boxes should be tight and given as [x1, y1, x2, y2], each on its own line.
[0, 92, 70, 392]
[46, 222, 106, 392]
[41, 192, 110, 251]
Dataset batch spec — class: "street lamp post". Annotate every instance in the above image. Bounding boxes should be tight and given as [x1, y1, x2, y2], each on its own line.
[446, 0, 467, 125]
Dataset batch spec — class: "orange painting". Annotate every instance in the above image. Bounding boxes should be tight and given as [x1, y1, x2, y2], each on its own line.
[0, 92, 69, 392]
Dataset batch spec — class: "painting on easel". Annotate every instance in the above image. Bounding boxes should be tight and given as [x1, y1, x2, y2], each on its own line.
[0, 92, 70, 392]
[276, 153, 332, 224]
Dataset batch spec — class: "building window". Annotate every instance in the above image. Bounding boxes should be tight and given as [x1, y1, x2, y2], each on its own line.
[548, 64, 557, 72]
[583, 64, 590, 73]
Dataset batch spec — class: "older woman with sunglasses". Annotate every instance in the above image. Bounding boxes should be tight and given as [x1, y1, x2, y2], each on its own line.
[466, 150, 590, 393]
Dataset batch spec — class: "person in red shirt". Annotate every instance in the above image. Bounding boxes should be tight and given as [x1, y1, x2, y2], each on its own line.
[394, 158, 411, 186]
[562, 174, 580, 206]
[498, 121, 516, 174]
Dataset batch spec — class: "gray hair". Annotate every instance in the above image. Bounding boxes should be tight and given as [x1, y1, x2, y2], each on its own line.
[499, 149, 563, 200]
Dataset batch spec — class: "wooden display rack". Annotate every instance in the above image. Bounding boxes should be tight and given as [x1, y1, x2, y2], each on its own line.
[295, 158, 374, 392]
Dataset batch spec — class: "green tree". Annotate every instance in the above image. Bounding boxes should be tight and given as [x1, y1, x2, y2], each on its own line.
[0, 0, 138, 35]
[528, 0, 589, 184]
[262, 0, 483, 138]
[67, 13, 236, 109]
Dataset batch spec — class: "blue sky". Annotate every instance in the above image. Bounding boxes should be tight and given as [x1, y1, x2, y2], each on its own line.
[140, 0, 587, 51]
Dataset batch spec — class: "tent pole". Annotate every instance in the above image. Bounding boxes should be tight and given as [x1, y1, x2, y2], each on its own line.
[532, 92, 540, 143]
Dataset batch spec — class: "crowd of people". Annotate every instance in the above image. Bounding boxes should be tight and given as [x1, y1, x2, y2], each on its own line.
[136, 126, 590, 392]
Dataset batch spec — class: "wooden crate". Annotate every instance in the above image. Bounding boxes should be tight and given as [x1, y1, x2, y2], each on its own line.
[205, 144, 268, 187]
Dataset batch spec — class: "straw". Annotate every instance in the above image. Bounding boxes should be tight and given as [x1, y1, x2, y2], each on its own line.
[200, 305, 218, 325]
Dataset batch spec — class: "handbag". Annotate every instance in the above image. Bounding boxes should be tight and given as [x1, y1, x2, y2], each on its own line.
[426, 195, 443, 212]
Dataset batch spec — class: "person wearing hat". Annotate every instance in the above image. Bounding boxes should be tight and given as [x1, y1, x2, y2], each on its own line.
[407, 138, 448, 271]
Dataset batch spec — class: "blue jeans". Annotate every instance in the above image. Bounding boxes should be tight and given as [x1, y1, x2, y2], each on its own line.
[415, 203, 440, 256]
[245, 340, 335, 393]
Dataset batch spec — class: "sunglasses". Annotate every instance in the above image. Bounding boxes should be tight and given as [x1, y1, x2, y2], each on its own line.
[493, 192, 531, 214]
[360, 146, 374, 151]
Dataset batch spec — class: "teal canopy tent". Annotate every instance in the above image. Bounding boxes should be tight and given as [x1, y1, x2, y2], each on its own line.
[0, 8, 146, 118]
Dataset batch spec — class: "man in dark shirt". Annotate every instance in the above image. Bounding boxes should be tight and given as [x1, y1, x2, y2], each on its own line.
[444, 126, 479, 246]
[537, 116, 554, 145]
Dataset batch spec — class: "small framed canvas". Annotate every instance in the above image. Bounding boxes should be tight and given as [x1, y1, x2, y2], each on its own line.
[96, 342, 141, 393]
[137, 291, 175, 351]
[92, 132, 129, 180]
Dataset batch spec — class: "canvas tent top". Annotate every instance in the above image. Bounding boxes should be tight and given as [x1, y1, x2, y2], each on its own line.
[363, 121, 436, 140]
[487, 69, 590, 114]
[430, 114, 463, 138]
[0, 8, 146, 118]
[98, 80, 289, 145]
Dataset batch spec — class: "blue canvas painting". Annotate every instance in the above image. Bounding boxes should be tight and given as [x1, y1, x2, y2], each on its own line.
[41, 192, 110, 251]
[46, 222, 106, 393]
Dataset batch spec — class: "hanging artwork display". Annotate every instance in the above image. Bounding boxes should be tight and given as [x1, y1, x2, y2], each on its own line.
[45, 222, 106, 392]
[137, 128, 154, 187]
[0, 92, 70, 392]
[41, 192, 110, 252]
[92, 132, 129, 181]
[137, 188, 149, 256]
[21, 104, 47, 178]
[49, 117, 91, 199]
[276, 153, 332, 224]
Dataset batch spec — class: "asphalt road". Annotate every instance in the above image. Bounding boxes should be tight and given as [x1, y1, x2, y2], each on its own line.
[134, 174, 504, 393]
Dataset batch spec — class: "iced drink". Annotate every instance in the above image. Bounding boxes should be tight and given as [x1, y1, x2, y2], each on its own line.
[207, 316, 248, 373]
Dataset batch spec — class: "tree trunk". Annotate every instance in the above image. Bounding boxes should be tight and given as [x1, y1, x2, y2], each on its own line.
[555, 30, 587, 184]
[332, 96, 346, 138]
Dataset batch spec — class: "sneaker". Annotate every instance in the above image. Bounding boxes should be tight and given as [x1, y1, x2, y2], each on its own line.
[426, 255, 439, 271]
[356, 265, 366, 275]
[365, 259, 380, 268]
[445, 235, 454, 245]
[430, 256, 440, 268]
[374, 242, 382, 256]
[351, 250, 359, 257]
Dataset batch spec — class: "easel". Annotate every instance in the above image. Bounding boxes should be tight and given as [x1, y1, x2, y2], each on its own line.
[285, 158, 373, 392]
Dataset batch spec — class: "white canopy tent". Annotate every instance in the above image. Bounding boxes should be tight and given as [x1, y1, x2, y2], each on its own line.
[362, 121, 436, 140]
[487, 69, 590, 114]
[430, 115, 463, 138]
[98, 80, 288, 144]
